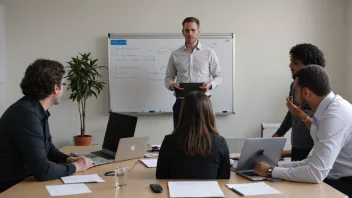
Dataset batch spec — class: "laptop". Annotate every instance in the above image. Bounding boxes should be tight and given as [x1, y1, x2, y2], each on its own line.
[115, 136, 149, 162]
[175, 83, 203, 98]
[71, 112, 138, 166]
[233, 137, 286, 181]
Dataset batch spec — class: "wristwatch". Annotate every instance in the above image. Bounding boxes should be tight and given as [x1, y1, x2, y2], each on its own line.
[268, 166, 275, 177]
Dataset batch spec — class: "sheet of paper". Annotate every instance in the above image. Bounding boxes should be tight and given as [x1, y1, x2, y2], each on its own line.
[226, 182, 281, 196]
[143, 153, 159, 158]
[46, 184, 91, 196]
[61, 174, 105, 184]
[140, 159, 158, 168]
[168, 181, 224, 197]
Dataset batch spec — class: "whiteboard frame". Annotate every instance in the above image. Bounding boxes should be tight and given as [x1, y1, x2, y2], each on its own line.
[107, 33, 235, 115]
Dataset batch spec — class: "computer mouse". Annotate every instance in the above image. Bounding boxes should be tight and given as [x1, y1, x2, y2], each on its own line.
[150, 184, 163, 193]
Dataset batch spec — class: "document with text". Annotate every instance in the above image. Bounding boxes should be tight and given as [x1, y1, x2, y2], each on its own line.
[168, 181, 224, 197]
[61, 174, 105, 184]
[46, 184, 91, 196]
[140, 159, 158, 168]
[226, 182, 281, 196]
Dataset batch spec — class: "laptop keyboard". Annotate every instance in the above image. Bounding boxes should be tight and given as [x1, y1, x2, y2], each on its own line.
[84, 153, 98, 159]
[241, 171, 258, 176]
[91, 150, 114, 160]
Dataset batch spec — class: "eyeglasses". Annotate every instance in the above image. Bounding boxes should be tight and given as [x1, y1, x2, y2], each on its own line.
[57, 82, 66, 86]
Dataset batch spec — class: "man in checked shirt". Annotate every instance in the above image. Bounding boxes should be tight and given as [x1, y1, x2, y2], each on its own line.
[165, 17, 223, 128]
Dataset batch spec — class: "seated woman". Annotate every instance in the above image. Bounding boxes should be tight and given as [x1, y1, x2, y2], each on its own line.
[156, 91, 230, 179]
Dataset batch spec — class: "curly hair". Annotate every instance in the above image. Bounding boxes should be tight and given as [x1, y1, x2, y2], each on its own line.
[289, 43, 326, 67]
[20, 59, 65, 100]
[295, 65, 332, 96]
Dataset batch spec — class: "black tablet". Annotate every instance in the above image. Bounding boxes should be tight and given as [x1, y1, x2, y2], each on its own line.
[175, 83, 203, 98]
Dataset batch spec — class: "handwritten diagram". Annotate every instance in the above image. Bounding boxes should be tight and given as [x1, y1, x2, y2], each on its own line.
[208, 43, 219, 48]
[158, 47, 171, 54]
[111, 42, 223, 82]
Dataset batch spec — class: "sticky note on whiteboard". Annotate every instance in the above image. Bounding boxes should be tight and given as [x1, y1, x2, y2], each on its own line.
[111, 40, 127, 45]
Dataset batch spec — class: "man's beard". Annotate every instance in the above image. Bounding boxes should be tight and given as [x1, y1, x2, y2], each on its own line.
[299, 96, 310, 109]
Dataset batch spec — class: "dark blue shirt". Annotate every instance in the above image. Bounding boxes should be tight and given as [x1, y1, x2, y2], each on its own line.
[0, 97, 75, 193]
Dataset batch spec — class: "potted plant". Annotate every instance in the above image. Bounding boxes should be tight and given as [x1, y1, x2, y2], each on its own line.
[66, 53, 107, 146]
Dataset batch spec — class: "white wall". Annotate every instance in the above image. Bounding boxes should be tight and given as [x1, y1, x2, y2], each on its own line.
[0, 4, 4, 115]
[348, 0, 352, 101]
[0, 0, 349, 148]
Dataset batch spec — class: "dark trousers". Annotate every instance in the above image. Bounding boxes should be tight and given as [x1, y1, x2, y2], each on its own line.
[291, 147, 312, 161]
[172, 99, 183, 128]
[324, 177, 352, 197]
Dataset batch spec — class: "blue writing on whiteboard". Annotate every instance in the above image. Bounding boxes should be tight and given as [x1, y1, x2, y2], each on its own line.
[111, 40, 127, 45]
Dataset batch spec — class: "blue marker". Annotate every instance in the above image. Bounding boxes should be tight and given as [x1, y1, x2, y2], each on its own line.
[149, 110, 155, 113]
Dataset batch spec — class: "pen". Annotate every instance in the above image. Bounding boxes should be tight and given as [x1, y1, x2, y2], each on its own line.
[230, 188, 244, 196]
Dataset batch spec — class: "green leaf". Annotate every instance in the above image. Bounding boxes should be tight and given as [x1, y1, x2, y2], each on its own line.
[65, 52, 107, 134]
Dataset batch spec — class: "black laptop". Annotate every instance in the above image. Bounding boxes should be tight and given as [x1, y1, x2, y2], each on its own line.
[71, 112, 138, 166]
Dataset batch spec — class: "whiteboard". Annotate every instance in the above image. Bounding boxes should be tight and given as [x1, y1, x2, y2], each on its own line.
[108, 33, 235, 114]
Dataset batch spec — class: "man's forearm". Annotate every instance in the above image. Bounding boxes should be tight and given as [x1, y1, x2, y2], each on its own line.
[48, 146, 70, 163]
[276, 111, 292, 136]
[302, 117, 312, 129]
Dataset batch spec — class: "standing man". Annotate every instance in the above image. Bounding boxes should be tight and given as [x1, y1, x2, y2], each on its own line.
[272, 43, 326, 161]
[165, 17, 223, 128]
[254, 65, 352, 197]
[0, 59, 93, 193]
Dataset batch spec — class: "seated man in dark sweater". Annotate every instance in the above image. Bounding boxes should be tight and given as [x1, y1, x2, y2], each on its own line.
[0, 59, 93, 193]
[156, 91, 230, 179]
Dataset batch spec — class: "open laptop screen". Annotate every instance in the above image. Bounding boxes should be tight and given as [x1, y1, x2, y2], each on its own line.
[102, 112, 138, 153]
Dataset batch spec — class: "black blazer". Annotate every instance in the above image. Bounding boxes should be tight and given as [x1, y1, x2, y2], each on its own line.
[0, 97, 75, 193]
[156, 133, 230, 179]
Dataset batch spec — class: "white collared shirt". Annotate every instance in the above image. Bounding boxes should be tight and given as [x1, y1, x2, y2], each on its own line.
[164, 41, 222, 96]
[273, 92, 352, 183]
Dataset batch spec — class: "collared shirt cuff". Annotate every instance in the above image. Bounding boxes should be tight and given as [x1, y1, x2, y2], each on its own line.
[210, 81, 216, 90]
[166, 81, 173, 90]
[283, 162, 296, 168]
[272, 167, 289, 179]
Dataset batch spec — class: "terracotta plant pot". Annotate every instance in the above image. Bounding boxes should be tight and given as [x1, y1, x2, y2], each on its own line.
[73, 135, 92, 146]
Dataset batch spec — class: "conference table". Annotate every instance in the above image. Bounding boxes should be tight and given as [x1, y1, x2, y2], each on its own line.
[1, 146, 348, 198]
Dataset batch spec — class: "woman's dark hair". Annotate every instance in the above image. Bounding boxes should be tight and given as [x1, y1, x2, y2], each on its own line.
[173, 91, 218, 156]
[20, 59, 65, 100]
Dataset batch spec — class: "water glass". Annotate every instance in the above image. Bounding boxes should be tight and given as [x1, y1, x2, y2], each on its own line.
[115, 166, 128, 187]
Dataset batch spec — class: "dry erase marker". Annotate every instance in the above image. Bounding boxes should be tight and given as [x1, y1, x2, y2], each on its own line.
[149, 110, 155, 113]
[230, 188, 244, 196]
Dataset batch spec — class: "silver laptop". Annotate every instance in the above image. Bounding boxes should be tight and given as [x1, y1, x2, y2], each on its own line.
[115, 136, 149, 162]
[71, 112, 138, 166]
[234, 137, 286, 181]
